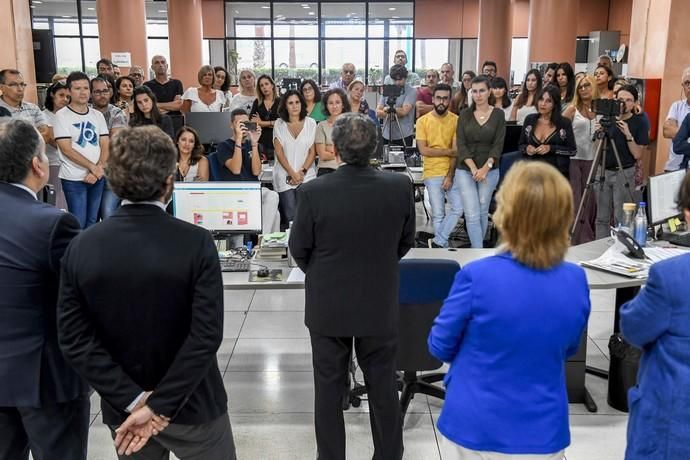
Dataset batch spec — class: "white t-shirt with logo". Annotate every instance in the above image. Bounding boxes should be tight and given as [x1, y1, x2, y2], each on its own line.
[54, 106, 109, 181]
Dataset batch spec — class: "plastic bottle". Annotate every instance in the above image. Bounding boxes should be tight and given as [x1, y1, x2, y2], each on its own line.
[634, 202, 648, 247]
[620, 203, 637, 235]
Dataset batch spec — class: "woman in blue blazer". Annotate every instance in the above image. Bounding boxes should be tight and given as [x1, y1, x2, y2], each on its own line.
[620, 170, 690, 460]
[428, 161, 591, 459]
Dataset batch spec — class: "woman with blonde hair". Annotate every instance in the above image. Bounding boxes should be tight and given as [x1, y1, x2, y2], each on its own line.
[563, 74, 600, 243]
[181, 65, 226, 112]
[429, 161, 591, 460]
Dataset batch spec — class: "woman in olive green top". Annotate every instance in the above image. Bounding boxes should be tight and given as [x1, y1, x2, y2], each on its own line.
[301, 79, 327, 122]
[456, 75, 506, 248]
[315, 88, 352, 176]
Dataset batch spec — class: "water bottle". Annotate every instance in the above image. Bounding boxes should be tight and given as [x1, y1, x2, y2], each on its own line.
[634, 202, 648, 247]
[620, 203, 636, 235]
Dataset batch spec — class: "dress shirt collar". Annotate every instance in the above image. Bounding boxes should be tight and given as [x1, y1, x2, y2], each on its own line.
[9, 183, 37, 200]
[121, 199, 167, 211]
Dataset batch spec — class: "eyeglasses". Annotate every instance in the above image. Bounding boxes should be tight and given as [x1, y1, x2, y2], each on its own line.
[394, 55, 406, 60]
[92, 89, 110, 96]
[4, 82, 27, 88]
[683, 80, 690, 88]
[130, 73, 143, 78]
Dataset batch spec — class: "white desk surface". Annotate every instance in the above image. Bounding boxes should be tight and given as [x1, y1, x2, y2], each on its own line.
[259, 165, 423, 185]
[223, 238, 645, 291]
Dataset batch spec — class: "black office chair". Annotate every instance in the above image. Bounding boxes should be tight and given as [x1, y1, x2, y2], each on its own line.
[344, 258, 460, 415]
[396, 258, 461, 416]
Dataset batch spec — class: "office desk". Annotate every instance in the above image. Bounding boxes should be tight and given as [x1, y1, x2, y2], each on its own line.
[223, 239, 644, 412]
[259, 165, 424, 185]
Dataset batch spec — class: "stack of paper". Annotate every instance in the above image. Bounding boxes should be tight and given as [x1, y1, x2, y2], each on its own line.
[256, 232, 288, 260]
[581, 244, 690, 279]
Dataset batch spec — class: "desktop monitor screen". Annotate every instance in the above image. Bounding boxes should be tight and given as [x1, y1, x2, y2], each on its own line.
[172, 181, 263, 234]
[648, 169, 686, 225]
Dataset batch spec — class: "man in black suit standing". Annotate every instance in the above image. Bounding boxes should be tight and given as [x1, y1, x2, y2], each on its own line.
[0, 119, 88, 460]
[289, 113, 416, 460]
[57, 126, 236, 459]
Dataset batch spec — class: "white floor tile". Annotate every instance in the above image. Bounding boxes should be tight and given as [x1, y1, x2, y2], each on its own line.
[593, 338, 611, 359]
[240, 311, 309, 338]
[230, 413, 317, 459]
[223, 311, 247, 339]
[250, 289, 305, 311]
[224, 371, 315, 414]
[589, 289, 616, 312]
[566, 414, 628, 460]
[227, 338, 313, 372]
[223, 289, 254, 311]
[587, 311, 615, 341]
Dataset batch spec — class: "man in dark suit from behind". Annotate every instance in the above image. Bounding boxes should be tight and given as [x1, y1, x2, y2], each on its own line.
[289, 113, 416, 460]
[0, 119, 88, 460]
[57, 126, 236, 459]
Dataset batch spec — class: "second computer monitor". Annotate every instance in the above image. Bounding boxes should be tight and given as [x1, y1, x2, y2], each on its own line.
[648, 169, 686, 225]
[172, 181, 263, 235]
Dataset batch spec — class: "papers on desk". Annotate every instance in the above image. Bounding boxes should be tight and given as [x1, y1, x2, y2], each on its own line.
[287, 267, 305, 283]
[581, 245, 689, 279]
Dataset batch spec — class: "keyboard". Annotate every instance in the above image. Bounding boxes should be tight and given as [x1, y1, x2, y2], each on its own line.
[660, 232, 690, 247]
[220, 258, 251, 272]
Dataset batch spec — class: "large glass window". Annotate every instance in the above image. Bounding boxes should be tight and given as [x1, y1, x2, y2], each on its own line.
[226, 2, 271, 37]
[321, 3, 365, 38]
[273, 3, 318, 37]
[30, 0, 99, 78]
[227, 39, 273, 80]
[145, 0, 169, 72]
[510, 38, 529, 85]
[321, 40, 365, 86]
[368, 3, 413, 39]
[273, 39, 319, 82]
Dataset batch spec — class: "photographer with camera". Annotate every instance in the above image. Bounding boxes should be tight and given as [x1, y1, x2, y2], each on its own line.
[594, 85, 649, 239]
[376, 64, 417, 147]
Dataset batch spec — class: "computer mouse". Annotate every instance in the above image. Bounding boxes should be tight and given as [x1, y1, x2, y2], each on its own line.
[257, 268, 270, 278]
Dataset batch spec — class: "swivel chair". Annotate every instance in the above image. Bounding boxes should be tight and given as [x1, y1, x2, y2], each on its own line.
[206, 151, 221, 181]
[396, 258, 461, 416]
[344, 258, 460, 417]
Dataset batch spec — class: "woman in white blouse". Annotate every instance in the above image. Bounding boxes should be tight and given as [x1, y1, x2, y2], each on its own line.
[181, 65, 226, 113]
[272, 89, 317, 225]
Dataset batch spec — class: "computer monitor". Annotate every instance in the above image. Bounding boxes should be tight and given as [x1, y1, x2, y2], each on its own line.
[184, 112, 232, 144]
[648, 169, 686, 225]
[172, 182, 263, 235]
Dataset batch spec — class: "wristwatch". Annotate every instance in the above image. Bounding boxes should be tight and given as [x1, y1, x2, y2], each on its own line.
[301, 167, 308, 174]
[487, 158, 495, 169]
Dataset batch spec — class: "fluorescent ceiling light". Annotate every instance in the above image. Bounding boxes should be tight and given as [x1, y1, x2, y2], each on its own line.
[261, 5, 270, 8]
[87, 7, 95, 10]
[33, 0, 42, 3]
[158, 10, 166, 13]
[389, 7, 396, 11]
[308, 11, 315, 15]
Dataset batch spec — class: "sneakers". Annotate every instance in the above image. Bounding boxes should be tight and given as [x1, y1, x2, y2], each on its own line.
[427, 238, 443, 249]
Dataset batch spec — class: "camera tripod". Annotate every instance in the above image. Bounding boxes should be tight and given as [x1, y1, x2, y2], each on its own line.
[383, 98, 408, 152]
[571, 123, 636, 242]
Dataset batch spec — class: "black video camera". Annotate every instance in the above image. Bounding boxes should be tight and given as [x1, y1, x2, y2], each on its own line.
[593, 99, 624, 127]
[382, 85, 403, 111]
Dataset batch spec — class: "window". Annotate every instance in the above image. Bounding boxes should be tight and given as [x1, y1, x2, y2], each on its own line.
[222, 1, 423, 85]
[30, 0, 99, 77]
[321, 40, 365, 86]
[461, 39, 478, 75]
[145, 0, 169, 72]
[510, 38, 528, 85]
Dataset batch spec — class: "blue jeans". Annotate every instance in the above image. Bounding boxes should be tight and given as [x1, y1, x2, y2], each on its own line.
[99, 180, 121, 220]
[278, 188, 298, 228]
[424, 173, 463, 247]
[61, 178, 105, 229]
[456, 168, 499, 248]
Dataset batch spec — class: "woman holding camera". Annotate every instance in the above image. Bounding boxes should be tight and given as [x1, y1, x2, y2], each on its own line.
[519, 85, 576, 178]
[272, 90, 317, 225]
[594, 85, 650, 239]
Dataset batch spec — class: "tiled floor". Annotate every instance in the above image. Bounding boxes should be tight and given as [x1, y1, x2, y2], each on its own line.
[84, 209, 630, 459]
[84, 287, 628, 460]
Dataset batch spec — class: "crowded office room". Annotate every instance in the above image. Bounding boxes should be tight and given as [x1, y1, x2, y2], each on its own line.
[2, 0, 690, 459]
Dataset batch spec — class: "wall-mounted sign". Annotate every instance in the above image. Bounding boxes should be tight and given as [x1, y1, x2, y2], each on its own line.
[111, 52, 131, 67]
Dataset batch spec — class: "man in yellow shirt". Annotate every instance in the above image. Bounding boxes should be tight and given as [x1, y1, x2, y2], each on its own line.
[416, 83, 462, 248]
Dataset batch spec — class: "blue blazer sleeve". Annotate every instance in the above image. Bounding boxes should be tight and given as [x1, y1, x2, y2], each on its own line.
[620, 263, 672, 348]
[428, 269, 473, 363]
[672, 113, 690, 156]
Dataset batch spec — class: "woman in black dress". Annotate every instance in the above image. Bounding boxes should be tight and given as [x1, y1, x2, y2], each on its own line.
[250, 74, 280, 161]
[519, 85, 576, 178]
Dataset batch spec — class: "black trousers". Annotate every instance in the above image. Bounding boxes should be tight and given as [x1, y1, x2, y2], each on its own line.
[309, 331, 403, 460]
[108, 412, 236, 460]
[0, 393, 90, 460]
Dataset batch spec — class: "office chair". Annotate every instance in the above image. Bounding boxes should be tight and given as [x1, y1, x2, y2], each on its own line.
[207, 151, 221, 181]
[396, 258, 460, 416]
[345, 259, 461, 417]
